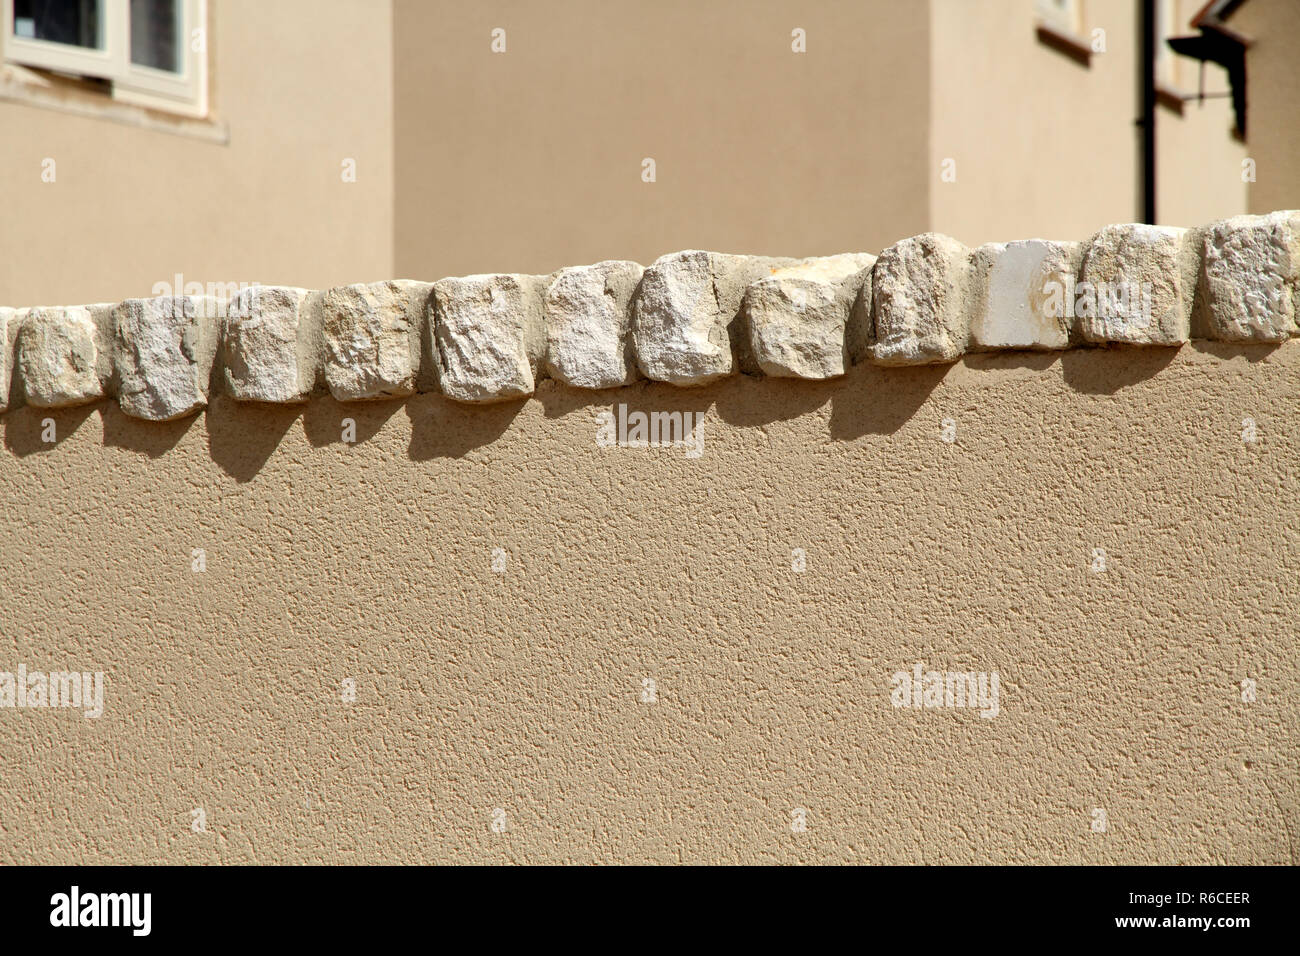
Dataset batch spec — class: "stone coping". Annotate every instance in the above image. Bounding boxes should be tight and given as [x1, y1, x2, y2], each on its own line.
[1, 211, 1296, 420]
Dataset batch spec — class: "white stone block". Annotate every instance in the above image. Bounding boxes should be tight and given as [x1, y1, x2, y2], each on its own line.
[970, 240, 1081, 350]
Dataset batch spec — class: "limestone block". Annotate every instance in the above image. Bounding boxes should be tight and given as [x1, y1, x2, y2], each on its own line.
[631, 250, 794, 385]
[870, 233, 972, 365]
[1077, 224, 1191, 345]
[321, 280, 426, 401]
[432, 273, 548, 403]
[969, 240, 1082, 350]
[114, 295, 219, 421]
[0, 308, 17, 412]
[543, 261, 643, 389]
[743, 253, 875, 378]
[1199, 210, 1300, 342]
[85, 303, 117, 385]
[17, 305, 105, 407]
[222, 285, 313, 402]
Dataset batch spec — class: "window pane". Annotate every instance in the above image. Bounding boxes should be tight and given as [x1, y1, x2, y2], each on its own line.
[13, 0, 103, 49]
[130, 0, 180, 73]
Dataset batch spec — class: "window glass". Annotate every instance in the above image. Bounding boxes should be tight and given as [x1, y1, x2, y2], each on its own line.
[130, 0, 179, 73]
[13, 0, 103, 49]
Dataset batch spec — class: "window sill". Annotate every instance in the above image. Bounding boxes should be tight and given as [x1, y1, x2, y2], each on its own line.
[0, 62, 227, 144]
[1035, 22, 1092, 67]
[1156, 83, 1187, 115]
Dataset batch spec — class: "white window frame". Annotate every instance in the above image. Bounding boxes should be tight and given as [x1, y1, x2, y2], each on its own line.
[2, 0, 206, 117]
[3, 0, 127, 77]
[114, 0, 206, 116]
[1035, 0, 1083, 37]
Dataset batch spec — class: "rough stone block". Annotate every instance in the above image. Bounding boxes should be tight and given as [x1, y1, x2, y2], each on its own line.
[321, 280, 426, 401]
[0, 307, 17, 412]
[114, 295, 218, 421]
[743, 253, 875, 378]
[1077, 223, 1192, 345]
[17, 305, 105, 407]
[222, 285, 314, 402]
[969, 240, 1081, 350]
[543, 261, 643, 389]
[870, 233, 972, 365]
[85, 303, 117, 384]
[631, 250, 794, 385]
[1199, 210, 1300, 342]
[432, 274, 548, 403]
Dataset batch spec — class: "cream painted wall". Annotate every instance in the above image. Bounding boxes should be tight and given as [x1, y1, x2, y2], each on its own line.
[1, 346, 1295, 863]
[0, 0, 395, 308]
[1155, 91, 1247, 228]
[1155, 0, 1248, 227]
[392, 0, 932, 278]
[2, 0, 1266, 309]
[929, 0, 1247, 246]
[1232, 0, 1300, 215]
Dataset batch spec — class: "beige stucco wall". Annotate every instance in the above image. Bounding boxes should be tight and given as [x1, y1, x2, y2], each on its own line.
[1155, 92, 1248, 229]
[1156, 0, 1249, 229]
[1232, 0, 1300, 216]
[1, 344, 1295, 864]
[392, 0, 932, 278]
[4, 0, 1266, 310]
[930, 0, 1247, 244]
[0, 0, 395, 308]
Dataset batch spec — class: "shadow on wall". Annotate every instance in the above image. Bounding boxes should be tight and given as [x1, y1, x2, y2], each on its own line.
[961, 347, 1182, 395]
[1, 404, 100, 457]
[1, 344, 1276, 482]
[534, 360, 953, 440]
[209, 393, 529, 479]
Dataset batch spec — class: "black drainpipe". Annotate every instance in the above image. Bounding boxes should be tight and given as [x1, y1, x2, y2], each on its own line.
[1140, 0, 1157, 224]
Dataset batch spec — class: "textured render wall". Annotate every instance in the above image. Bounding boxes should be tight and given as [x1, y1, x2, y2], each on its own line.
[0, 0, 394, 306]
[2, 212, 1298, 864]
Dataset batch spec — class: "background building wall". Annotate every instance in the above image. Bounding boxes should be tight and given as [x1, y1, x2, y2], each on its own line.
[1232, 0, 1300, 215]
[3, 0, 1272, 307]
[1154, 0, 1250, 229]
[929, 0, 1247, 246]
[0, 346, 1294, 863]
[0, 0, 395, 308]
[392, 0, 932, 277]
